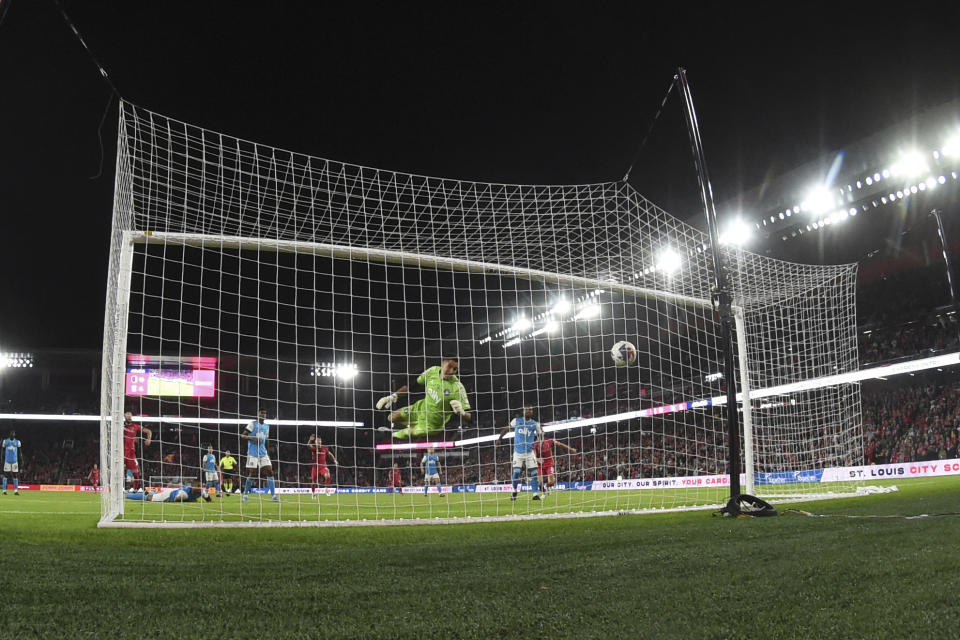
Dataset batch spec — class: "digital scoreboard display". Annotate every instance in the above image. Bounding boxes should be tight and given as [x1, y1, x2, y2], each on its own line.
[125, 369, 216, 397]
[125, 355, 217, 398]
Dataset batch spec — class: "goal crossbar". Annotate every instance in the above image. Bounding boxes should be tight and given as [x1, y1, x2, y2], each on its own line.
[133, 231, 715, 310]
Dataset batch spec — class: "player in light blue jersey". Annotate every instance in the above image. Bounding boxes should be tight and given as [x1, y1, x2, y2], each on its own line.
[498, 404, 543, 501]
[241, 408, 279, 502]
[420, 447, 445, 497]
[201, 445, 221, 496]
[126, 479, 212, 503]
[2, 431, 22, 495]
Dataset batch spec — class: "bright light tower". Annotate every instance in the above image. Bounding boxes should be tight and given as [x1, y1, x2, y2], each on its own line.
[551, 298, 571, 316]
[802, 186, 835, 217]
[512, 317, 532, 333]
[891, 150, 928, 177]
[942, 135, 960, 159]
[655, 248, 682, 274]
[719, 218, 753, 246]
[574, 304, 600, 320]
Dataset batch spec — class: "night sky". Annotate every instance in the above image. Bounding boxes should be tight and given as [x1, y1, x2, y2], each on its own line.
[2, 1, 959, 349]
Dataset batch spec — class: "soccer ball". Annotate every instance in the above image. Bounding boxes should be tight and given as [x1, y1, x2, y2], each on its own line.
[610, 340, 637, 366]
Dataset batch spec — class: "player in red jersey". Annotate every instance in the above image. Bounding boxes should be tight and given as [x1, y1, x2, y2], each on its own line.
[387, 462, 403, 493]
[123, 411, 153, 491]
[534, 435, 576, 495]
[87, 463, 101, 488]
[307, 434, 338, 497]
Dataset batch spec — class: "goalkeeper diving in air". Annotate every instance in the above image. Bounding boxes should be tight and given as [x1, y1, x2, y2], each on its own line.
[376, 358, 471, 439]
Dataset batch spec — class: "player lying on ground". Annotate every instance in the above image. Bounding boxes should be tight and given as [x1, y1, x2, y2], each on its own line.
[375, 358, 472, 439]
[125, 479, 212, 503]
[421, 447, 445, 497]
[498, 404, 543, 501]
[306, 434, 338, 496]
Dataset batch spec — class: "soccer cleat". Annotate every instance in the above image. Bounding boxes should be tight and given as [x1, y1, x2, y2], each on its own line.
[532, 494, 541, 501]
[14, 490, 19, 496]
[242, 494, 250, 502]
[270, 496, 281, 502]
[2, 491, 6, 495]
[510, 492, 517, 501]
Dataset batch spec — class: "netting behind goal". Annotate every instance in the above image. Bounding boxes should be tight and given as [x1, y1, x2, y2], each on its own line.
[99, 101, 862, 526]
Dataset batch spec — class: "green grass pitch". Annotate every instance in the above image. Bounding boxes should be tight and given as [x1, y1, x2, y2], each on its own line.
[2, 477, 959, 638]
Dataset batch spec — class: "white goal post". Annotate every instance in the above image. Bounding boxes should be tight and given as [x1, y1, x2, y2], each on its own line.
[99, 100, 863, 527]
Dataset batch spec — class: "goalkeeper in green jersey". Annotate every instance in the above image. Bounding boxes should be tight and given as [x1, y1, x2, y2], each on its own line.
[376, 358, 472, 439]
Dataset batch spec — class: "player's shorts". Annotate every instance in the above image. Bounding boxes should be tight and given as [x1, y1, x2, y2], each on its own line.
[3, 462, 19, 473]
[540, 462, 555, 477]
[220, 467, 236, 476]
[245, 455, 273, 469]
[512, 451, 538, 470]
[424, 472, 440, 482]
[395, 401, 445, 435]
[311, 466, 330, 480]
[204, 471, 219, 483]
[123, 456, 139, 473]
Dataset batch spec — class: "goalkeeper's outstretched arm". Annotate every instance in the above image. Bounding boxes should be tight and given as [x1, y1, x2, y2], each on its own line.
[375, 385, 409, 410]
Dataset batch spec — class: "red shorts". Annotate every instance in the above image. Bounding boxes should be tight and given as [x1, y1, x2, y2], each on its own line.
[311, 466, 330, 480]
[124, 456, 139, 473]
[540, 463, 555, 477]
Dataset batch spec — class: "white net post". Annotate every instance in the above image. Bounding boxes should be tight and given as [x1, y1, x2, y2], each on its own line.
[734, 306, 755, 496]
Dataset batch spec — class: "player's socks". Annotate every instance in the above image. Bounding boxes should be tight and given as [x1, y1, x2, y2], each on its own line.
[2, 478, 6, 492]
[267, 477, 276, 496]
[530, 471, 540, 495]
[243, 477, 253, 495]
[511, 468, 521, 493]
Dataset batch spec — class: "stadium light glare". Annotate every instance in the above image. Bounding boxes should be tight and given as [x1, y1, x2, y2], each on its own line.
[552, 298, 571, 315]
[574, 304, 601, 320]
[802, 186, 835, 216]
[891, 151, 928, 177]
[943, 135, 960, 158]
[335, 363, 359, 381]
[655, 248, 682, 273]
[0, 352, 34, 368]
[512, 317, 532, 333]
[544, 320, 560, 333]
[719, 218, 752, 246]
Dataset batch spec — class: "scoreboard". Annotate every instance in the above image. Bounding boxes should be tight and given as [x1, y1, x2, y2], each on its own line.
[125, 355, 217, 398]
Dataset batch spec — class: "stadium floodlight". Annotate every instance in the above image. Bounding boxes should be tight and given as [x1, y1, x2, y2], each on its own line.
[719, 218, 752, 246]
[0, 352, 34, 368]
[942, 135, 960, 158]
[655, 248, 682, 274]
[544, 319, 560, 333]
[802, 186, 835, 216]
[891, 151, 928, 177]
[552, 298, 571, 316]
[574, 303, 601, 320]
[336, 363, 359, 381]
[511, 317, 532, 333]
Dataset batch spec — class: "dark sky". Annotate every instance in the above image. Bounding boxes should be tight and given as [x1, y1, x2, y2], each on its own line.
[2, 1, 959, 349]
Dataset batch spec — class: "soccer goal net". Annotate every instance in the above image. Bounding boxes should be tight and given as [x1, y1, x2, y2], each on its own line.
[99, 101, 862, 527]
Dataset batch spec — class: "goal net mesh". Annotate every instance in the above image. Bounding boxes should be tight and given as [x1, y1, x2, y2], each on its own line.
[99, 101, 862, 526]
